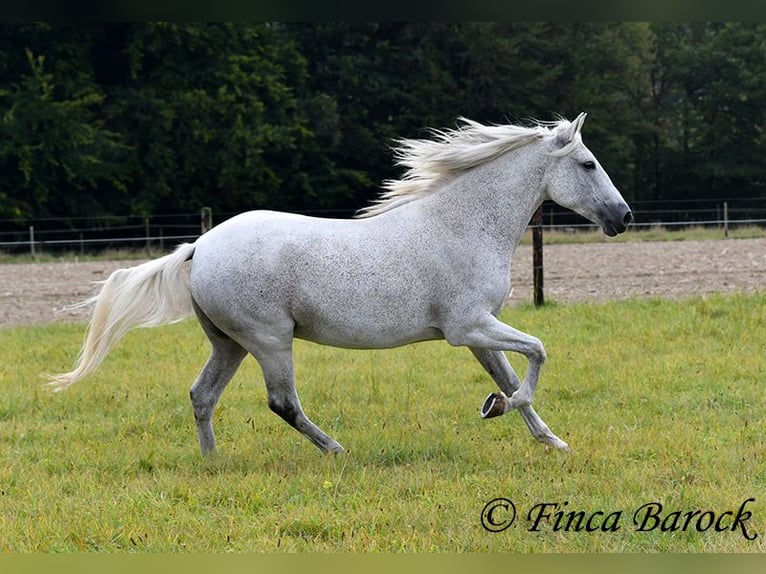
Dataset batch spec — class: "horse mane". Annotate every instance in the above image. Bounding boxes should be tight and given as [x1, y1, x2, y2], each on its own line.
[355, 116, 581, 218]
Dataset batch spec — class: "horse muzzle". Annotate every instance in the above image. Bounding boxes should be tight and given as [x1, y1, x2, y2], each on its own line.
[599, 204, 633, 237]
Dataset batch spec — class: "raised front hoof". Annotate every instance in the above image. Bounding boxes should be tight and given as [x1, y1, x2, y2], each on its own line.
[480, 392, 510, 419]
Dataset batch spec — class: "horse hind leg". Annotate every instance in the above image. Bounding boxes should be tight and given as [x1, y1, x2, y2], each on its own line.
[193, 300, 342, 455]
[190, 303, 248, 455]
[255, 345, 344, 454]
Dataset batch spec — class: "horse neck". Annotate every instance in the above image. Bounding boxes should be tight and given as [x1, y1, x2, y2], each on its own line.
[421, 145, 548, 253]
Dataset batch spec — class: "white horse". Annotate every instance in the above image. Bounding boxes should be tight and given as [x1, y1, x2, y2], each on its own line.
[50, 113, 631, 455]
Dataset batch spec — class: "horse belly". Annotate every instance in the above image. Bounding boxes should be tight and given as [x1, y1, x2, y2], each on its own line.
[291, 287, 443, 349]
[294, 319, 442, 350]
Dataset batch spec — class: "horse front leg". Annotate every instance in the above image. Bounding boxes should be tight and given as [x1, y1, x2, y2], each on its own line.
[445, 314, 568, 450]
[447, 315, 545, 409]
[470, 348, 569, 451]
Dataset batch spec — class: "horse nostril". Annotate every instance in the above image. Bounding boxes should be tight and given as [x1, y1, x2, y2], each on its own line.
[623, 211, 633, 226]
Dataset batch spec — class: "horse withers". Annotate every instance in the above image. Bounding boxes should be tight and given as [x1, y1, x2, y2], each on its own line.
[50, 113, 631, 456]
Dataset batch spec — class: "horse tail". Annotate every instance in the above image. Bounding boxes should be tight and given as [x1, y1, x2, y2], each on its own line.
[47, 242, 197, 391]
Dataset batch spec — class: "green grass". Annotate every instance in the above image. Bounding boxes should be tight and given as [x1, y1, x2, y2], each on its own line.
[1, 293, 765, 552]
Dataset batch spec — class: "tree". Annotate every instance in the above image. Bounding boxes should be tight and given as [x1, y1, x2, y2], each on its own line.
[0, 25, 130, 219]
[651, 23, 766, 201]
[0, 22, 764, 225]
[104, 23, 314, 215]
[286, 22, 572, 211]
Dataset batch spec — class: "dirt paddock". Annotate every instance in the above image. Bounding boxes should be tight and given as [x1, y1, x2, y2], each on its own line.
[2, 238, 766, 327]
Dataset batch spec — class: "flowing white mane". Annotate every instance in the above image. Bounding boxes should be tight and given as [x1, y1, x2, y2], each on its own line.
[356, 116, 581, 218]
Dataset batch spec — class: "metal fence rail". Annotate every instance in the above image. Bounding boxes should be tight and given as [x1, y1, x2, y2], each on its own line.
[2, 199, 765, 256]
[0, 212, 207, 256]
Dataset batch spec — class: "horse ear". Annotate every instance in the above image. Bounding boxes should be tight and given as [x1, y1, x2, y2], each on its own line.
[555, 112, 587, 149]
[573, 112, 587, 132]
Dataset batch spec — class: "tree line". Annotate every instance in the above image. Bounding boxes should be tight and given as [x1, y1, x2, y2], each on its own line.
[1, 22, 764, 224]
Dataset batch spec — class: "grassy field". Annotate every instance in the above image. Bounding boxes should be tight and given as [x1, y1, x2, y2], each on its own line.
[1, 293, 765, 552]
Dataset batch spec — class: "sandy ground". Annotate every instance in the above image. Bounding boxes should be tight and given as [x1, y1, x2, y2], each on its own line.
[510, 238, 766, 306]
[2, 238, 766, 327]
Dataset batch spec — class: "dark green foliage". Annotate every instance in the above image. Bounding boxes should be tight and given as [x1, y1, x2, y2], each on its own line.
[0, 23, 763, 222]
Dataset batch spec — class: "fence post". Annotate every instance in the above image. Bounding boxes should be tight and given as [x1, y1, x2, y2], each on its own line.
[29, 226, 36, 258]
[144, 217, 151, 256]
[200, 207, 212, 234]
[723, 201, 729, 239]
[532, 205, 544, 307]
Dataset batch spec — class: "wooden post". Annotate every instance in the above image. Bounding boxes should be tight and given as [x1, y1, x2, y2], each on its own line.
[723, 201, 729, 239]
[532, 205, 544, 307]
[200, 207, 213, 234]
[29, 226, 36, 258]
[144, 217, 151, 256]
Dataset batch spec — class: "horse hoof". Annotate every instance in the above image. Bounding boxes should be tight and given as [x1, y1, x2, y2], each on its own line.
[322, 445, 344, 455]
[553, 440, 570, 452]
[480, 392, 509, 419]
[540, 435, 570, 452]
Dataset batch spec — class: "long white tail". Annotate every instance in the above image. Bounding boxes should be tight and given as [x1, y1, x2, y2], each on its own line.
[48, 242, 197, 391]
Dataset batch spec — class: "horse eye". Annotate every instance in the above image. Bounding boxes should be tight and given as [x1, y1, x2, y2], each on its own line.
[582, 161, 596, 170]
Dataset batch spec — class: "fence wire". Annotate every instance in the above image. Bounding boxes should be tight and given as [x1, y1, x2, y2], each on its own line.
[2, 199, 765, 255]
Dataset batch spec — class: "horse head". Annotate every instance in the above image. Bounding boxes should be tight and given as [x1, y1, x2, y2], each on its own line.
[545, 113, 633, 236]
